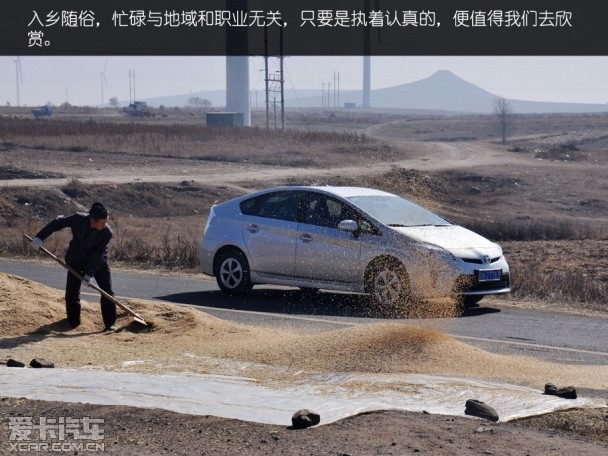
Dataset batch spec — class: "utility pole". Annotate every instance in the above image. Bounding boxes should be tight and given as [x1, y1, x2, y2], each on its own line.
[363, 56, 370, 109]
[264, 25, 269, 129]
[333, 71, 336, 108]
[337, 71, 340, 109]
[264, 23, 285, 130]
[279, 25, 284, 130]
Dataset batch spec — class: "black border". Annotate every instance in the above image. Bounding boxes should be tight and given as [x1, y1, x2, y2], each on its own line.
[1, 1, 605, 56]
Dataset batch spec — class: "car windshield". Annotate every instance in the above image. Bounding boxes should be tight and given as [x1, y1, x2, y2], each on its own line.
[347, 195, 451, 227]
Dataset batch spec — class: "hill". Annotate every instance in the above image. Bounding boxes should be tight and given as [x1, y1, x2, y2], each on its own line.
[140, 70, 608, 114]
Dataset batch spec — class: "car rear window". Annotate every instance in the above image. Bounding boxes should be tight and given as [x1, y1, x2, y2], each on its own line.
[240, 192, 300, 222]
[240, 197, 258, 215]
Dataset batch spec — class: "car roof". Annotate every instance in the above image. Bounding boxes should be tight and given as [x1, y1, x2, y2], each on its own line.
[309, 186, 397, 198]
[240, 186, 396, 198]
[217, 186, 398, 207]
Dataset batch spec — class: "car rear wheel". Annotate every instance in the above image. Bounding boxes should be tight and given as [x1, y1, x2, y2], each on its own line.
[367, 261, 412, 317]
[216, 249, 252, 296]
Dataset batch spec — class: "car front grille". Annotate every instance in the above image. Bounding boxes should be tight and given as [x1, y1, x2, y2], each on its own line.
[460, 257, 501, 265]
[455, 272, 510, 293]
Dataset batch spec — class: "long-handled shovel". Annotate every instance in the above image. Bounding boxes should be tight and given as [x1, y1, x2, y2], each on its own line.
[24, 234, 149, 327]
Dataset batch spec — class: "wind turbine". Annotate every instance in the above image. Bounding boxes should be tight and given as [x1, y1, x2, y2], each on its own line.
[99, 60, 109, 106]
[14, 57, 23, 107]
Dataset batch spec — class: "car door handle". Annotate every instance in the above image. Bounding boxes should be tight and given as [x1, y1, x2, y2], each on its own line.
[299, 233, 313, 243]
[246, 223, 260, 233]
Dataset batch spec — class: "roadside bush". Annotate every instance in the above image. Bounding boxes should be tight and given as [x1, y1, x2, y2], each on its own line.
[1, 223, 200, 270]
[456, 218, 603, 242]
[0, 117, 373, 145]
[110, 228, 199, 269]
[509, 264, 607, 309]
[62, 178, 89, 198]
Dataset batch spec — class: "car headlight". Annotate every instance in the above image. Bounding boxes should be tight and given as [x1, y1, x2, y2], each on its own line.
[494, 243, 504, 258]
[413, 242, 456, 262]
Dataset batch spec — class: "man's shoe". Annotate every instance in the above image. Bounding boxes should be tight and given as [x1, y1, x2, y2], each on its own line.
[69, 320, 81, 329]
[104, 325, 117, 332]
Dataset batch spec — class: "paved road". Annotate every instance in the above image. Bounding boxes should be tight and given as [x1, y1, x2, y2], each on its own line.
[2, 259, 607, 367]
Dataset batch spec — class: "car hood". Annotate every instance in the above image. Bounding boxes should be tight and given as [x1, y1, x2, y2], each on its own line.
[390, 225, 498, 252]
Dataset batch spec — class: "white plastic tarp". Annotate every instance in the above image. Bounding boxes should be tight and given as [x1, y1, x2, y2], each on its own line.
[0, 368, 603, 425]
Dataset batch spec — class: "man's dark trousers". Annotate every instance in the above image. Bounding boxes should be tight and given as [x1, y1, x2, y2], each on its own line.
[65, 261, 116, 328]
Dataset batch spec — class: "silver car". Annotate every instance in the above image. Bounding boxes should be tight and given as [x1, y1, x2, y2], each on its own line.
[199, 186, 510, 310]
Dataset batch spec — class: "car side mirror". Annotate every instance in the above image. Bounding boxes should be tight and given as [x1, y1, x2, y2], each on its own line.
[338, 219, 359, 237]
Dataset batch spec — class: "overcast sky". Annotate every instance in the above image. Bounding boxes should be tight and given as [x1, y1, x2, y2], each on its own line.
[1, 56, 608, 107]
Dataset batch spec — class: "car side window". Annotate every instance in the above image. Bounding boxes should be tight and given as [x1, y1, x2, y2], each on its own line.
[357, 217, 377, 234]
[240, 191, 301, 222]
[337, 200, 377, 234]
[304, 194, 352, 229]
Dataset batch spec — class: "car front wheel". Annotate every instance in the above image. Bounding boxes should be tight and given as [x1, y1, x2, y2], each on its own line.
[216, 249, 252, 296]
[367, 261, 412, 317]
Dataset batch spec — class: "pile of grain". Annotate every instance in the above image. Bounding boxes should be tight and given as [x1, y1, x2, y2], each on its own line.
[1, 273, 607, 391]
[0, 274, 99, 335]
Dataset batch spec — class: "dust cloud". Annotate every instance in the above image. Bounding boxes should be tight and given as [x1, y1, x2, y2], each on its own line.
[1, 273, 606, 391]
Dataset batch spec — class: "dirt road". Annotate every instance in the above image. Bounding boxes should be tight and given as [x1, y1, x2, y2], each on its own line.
[0, 139, 565, 188]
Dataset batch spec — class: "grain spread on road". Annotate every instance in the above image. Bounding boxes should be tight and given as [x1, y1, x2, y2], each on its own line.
[1, 273, 607, 390]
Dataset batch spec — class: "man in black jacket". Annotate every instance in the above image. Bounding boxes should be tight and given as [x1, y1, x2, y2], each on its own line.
[31, 202, 116, 330]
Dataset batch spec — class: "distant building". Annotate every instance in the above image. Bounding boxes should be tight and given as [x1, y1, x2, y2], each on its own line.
[206, 112, 245, 127]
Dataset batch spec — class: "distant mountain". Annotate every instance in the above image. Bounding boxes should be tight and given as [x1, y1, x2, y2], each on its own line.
[372, 70, 497, 113]
[140, 70, 608, 114]
[370, 70, 608, 114]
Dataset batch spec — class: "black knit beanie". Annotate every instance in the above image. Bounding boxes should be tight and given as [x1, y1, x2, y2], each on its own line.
[89, 202, 108, 219]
